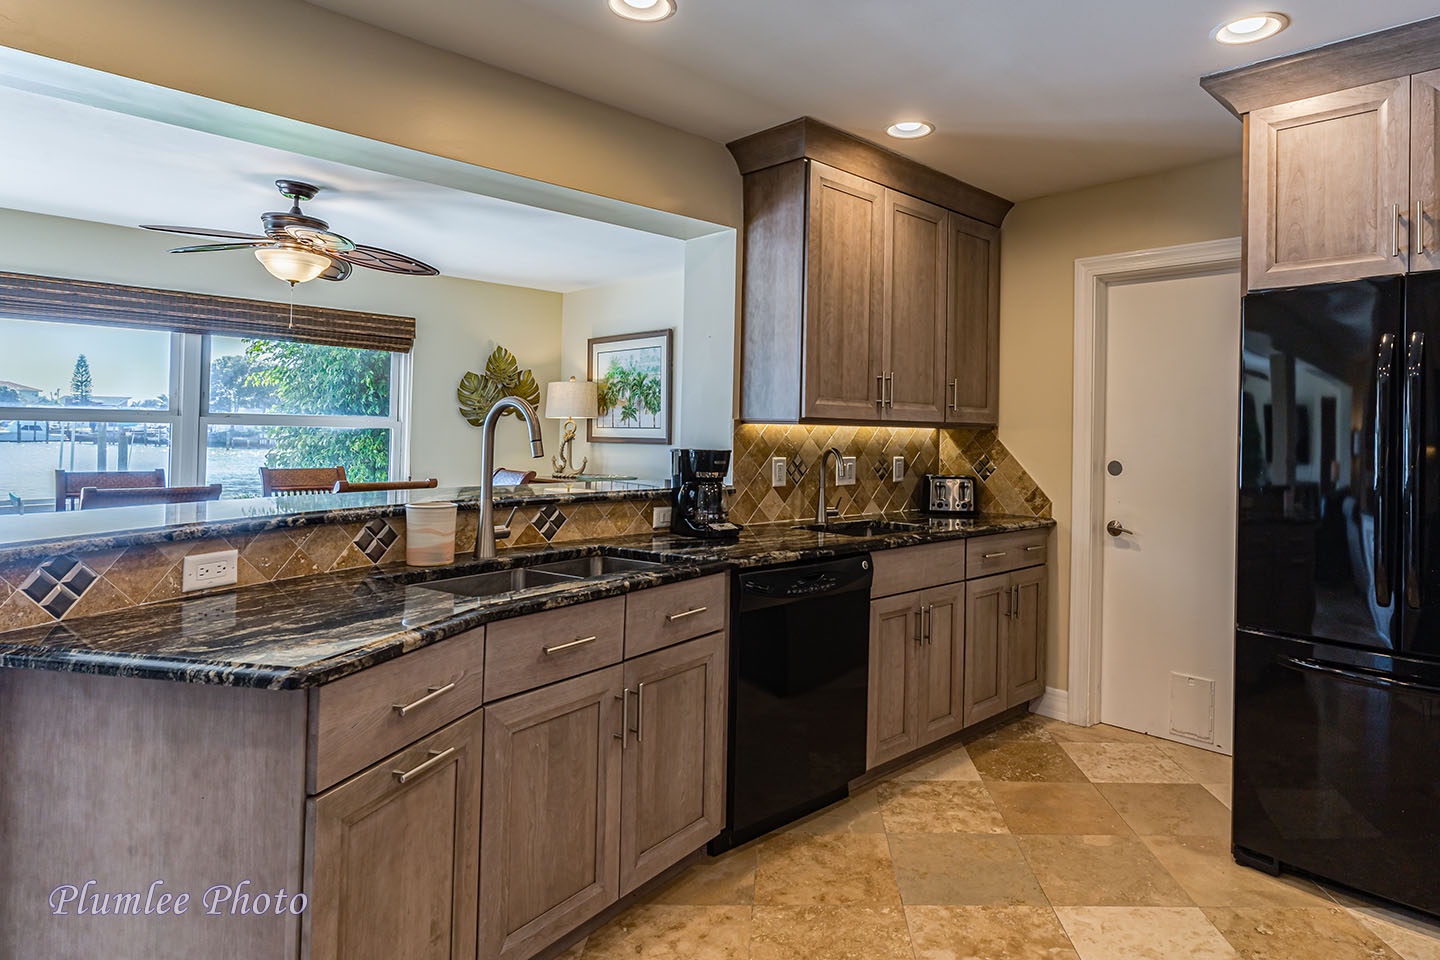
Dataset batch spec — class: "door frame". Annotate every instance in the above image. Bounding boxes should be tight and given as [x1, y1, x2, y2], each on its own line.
[1067, 237, 1242, 726]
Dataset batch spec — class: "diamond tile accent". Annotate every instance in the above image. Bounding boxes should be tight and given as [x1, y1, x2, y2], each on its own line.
[353, 519, 398, 564]
[19, 555, 99, 619]
[872, 457, 891, 481]
[786, 452, 808, 485]
[974, 455, 997, 481]
[534, 504, 568, 541]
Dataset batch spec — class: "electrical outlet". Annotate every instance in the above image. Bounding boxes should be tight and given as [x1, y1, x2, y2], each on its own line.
[892, 455, 906, 482]
[836, 456, 857, 486]
[652, 506, 672, 529]
[771, 457, 787, 487]
[181, 549, 238, 592]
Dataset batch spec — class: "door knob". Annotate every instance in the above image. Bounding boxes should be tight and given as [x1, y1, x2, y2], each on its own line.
[1106, 520, 1133, 537]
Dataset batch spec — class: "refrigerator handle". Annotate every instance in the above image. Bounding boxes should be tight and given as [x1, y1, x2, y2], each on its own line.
[1405, 331, 1426, 610]
[1375, 333, 1397, 607]
[1279, 656, 1440, 697]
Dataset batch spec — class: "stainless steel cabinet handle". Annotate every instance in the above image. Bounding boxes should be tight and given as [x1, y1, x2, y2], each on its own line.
[615, 689, 629, 747]
[635, 681, 646, 743]
[1393, 202, 1402, 258]
[983, 551, 1007, 559]
[392, 747, 457, 785]
[922, 603, 932, 644]
[914, 607, 924, 644]
[393, 681, 457, 717]
[1025, 545, 1044, 552]
[544, 635, 598, 655]
[1012, 585, 1021, 620]
[1002, 585, 1011, 618]
[875, 374, 886, 406]
[948, 379, 959, 411]
[885, 372, 895, 407]
[666, 606, 709, 622]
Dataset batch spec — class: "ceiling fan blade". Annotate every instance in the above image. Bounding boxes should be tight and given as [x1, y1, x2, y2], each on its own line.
[168, 241, 272, 254]
[283, 225, 357, 254]
[335, 244, 439, 276]
[141, 224, 269, 241]
[316, 258, 353, 282]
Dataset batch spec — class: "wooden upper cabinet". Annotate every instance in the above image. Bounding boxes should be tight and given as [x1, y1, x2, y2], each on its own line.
[945, 212, 1001, 425]
[883, 189, 949, 422]
[1247, 77, 1411, 289]
[1413, 69, 1440, 274]
[803, 161, 888, 421]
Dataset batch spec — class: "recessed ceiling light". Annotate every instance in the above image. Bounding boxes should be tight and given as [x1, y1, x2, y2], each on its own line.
[607, 0, 676, 22]
[886, 121, 934, 140]
[1214, 12, 1290, 44]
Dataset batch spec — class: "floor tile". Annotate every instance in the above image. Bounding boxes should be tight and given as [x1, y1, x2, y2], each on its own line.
[968, 739, 1090, 783]
[968, 714, 1057, 743]
[1204, 905, 1405, 960]
[908, 904, 1079, 960]
[580, 905, 750, 959]
[1157, 740, 1233, 783]
[1019, 835, 1194, 907]
[753, 832, 901, 906]
[987, 782, 1133, 835]
[889, 833, 1048, 906]
[1325, 889, 1440, 960]
[1055, 906, 1236, 960]
[1096, 783, 1232, 836]
[751, 905, 912, 960]
[1041, 720, 1156, 745]
[649, 847, 756, 905]
[783, 786, 886, 835]
[1203, 783, 1232, 808]
[876, 780, 1009, 833]
[892, 744, 982, 781]
[1058, 742, 1193, 783]
[1141, 835, 1329, 908]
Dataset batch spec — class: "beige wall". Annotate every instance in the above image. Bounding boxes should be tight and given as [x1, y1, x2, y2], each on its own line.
[997, 154, 1243, 691]
[0, 0, 740, 227]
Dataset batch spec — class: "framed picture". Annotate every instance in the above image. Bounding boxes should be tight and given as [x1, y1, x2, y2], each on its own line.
[587, 329, 673, 444]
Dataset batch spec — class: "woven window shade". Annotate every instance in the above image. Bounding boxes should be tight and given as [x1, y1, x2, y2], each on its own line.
[0, 271, 417, 354]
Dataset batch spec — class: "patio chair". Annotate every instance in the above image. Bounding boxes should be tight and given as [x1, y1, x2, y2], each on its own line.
[79, 484, 223, 510]
[259, 466, 347, 496]
[54, 468, 165, 512]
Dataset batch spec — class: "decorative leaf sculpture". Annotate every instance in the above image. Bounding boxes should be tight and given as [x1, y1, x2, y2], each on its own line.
[458, 346, 541, 423]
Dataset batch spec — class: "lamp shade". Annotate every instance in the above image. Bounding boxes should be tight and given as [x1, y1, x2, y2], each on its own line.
[254, 245, 331, 284]
[545, 377, 598, 419]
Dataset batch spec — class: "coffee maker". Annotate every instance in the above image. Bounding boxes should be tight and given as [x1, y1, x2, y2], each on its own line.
[670, 448, 742, 539]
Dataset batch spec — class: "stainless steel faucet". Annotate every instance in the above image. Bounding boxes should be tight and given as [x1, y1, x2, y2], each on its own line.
[815, 447, 841, 525]
[476, 396, 545, 559]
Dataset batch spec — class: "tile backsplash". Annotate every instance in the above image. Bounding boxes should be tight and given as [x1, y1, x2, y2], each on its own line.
[729, 423, 1050, 525]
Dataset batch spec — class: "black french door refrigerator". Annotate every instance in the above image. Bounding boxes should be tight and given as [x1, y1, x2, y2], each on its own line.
[1236, 273, 1440, 915]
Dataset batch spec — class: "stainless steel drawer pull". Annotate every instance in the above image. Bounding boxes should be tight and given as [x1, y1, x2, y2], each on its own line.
[392, 747, 457, 785]
[983, 552, 1007, 559]
[392, 682, 457, 717]
[544, 635, 598, 655]
[1025, 545, 1044, 552]
[635, 681, 646, 743]
[666, 606, 709, 622]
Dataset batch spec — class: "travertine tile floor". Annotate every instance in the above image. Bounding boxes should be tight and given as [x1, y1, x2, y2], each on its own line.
[564, 715, 1440, 959]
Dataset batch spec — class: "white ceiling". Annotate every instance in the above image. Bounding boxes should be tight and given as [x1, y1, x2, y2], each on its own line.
[0, 84, 685, 293]
[305, 0, 1440, 201]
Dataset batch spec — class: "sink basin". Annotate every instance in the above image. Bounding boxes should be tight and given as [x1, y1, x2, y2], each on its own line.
[804, 519, 926, 537]
[412, 566, 574, 598]
[527, 556, 669, 579]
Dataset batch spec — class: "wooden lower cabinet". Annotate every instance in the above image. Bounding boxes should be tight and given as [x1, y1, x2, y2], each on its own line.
[1006, 566, 1047, 707]
[964, 568, 1048, 727]
[479, 666, 623, 960]
[307, 710, 484, 960]
[916, 584, 965, 744]
[866, 583, 966, 768]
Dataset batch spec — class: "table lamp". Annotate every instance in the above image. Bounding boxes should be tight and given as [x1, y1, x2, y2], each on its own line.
[545, 376, 599, 479]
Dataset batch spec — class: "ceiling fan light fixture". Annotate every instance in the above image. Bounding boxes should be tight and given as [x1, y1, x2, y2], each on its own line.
[1214, 12, 1289, 44]
[607, 0, 676, 22]
[886, 121, 935, 140]
[254, 245, 331, 285]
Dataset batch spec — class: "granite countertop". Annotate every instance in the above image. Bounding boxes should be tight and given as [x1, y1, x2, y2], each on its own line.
[0, 513, 1054, 690]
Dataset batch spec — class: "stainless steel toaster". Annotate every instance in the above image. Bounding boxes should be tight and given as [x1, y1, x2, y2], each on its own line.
[925, 474, 977, 515]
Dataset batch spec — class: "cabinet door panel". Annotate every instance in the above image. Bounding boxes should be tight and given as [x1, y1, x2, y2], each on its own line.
[1414, 70, 1440, 274]
[479, 667, 622, 960]
[1006, 566, 1048, 708]
[918, 584, 965, 745]
[308, 711, 483, 960]
[884, 189, 948, 422]
[1247, 78, 1410, 289]
[804, 161, 887, 421]
[620, 633, 726, 895]
[867, 592, 920, 768]
[964, 574, 1008, 726]
[946, 212, 1001, 425]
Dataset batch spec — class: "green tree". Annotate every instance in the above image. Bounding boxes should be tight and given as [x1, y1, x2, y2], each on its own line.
[244, 339, 391, 481]
[210, 354, 276, 413]
[68, 355, 92, 405]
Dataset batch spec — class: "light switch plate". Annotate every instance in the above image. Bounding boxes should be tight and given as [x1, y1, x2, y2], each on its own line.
[771, 457, 787, 487]
[652, 506, 672, 529]
[181, 549, 238, 592]
[892, 456, 906, 482]
[836, 456, 857, 486]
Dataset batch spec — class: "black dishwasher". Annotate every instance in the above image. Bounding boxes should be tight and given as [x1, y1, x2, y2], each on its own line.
[710, 555, 872, 852]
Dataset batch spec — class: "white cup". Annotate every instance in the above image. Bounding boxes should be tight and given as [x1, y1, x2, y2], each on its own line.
[405, 501, 458, 566]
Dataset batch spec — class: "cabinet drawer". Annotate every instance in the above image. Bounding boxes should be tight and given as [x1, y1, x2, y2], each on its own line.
[966, 530, 1048, 578]
[871, 541, 967, 597]
[484, 597, 625, 702]
[309, 627, 486, 793]
[625, 575, 728, 657]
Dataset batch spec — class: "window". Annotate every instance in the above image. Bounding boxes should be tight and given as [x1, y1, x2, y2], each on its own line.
[0, 319, 408, 510]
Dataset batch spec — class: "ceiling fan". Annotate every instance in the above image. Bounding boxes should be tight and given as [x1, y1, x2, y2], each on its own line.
[141, 179, 440, 285]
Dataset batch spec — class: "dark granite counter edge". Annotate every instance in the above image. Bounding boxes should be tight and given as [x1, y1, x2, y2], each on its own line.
[0, 515, 1055, 690]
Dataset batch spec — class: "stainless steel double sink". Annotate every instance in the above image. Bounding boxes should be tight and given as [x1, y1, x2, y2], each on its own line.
[411, 555, 668, 599]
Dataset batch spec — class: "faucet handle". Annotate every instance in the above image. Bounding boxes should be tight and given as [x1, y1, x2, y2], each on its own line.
[493, 506, 519, 540]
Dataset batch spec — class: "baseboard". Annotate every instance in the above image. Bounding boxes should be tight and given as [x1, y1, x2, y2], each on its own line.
[1028, 686, 1069, 721]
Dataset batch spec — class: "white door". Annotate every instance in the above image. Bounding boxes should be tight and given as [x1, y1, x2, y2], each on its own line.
[1099, 269, 1240, 752]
